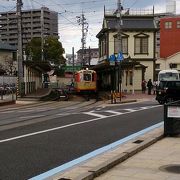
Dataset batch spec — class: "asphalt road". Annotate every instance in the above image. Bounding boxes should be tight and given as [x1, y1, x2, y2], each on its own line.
[0, 100, 163, 180]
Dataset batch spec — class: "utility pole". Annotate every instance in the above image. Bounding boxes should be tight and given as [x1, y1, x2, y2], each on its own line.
[17, 0, 23, 97]
[41, 7, 44, 61]
[77, 12, 88, 67]
[116, 0, 123, 101]
[72, 47, 75, 79]
[88, 46, 91, 67]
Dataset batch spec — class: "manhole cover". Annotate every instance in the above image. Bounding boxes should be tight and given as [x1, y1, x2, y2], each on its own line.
[159, 164, 180, 174]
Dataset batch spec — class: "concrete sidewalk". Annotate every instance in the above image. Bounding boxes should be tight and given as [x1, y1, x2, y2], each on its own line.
[95, 136, 180, 180]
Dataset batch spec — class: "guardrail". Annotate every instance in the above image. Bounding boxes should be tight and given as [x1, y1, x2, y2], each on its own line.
[164, 100, 180, 136]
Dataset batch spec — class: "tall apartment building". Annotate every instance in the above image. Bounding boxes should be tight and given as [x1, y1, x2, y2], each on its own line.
[0, 7, 58, 49]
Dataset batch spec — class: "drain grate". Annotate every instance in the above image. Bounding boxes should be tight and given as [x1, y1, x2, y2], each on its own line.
[133, 140, 144, 144]
[159, 164, 180, 174]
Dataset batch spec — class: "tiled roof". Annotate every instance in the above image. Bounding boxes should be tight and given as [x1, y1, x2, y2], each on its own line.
[97, 15, 158, 38]
[106, 17, 157, 30]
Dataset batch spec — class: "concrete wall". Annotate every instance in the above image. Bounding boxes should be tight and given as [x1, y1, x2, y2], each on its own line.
[156, 52, 180, 70]
[108, 31, 154, 82]
[108, 32, 154, 59]
[121, 68, 142, 92]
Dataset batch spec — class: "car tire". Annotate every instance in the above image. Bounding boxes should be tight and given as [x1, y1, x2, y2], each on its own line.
[158, 100, 165, 104]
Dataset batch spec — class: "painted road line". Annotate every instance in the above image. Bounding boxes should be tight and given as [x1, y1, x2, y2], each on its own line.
[29, 122, 164, 180]
[18, 110, 35, 113]
[20, 115, 46, 119]
[0, 110, 15, 114]
[0, 105, 162, 144]
[105, 110, 124, 115]
[55, 112, 78, 116]
[83, 111, 108, 118]
[124, 109, 138, 112]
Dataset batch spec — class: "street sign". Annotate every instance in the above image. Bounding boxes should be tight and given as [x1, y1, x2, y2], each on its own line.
[116, 52, 124, 61]
[109, 54, 116, 62]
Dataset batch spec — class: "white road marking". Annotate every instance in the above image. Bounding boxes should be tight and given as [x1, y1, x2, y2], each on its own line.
[0, 105, 162, 143]
[20, 115, 46, 119]
[124, 109, 138, 112]
[55, 112, 78, 116]
[83, 112, 107, 118]
[0, 117, 104, 143]
[63, 107, 78, 110]
[96, 108, 102, 111]
[18, 110, 35, 113]
[0, 111, 15, 114]
[140, 107, 149, 110]
[105, 110, 124, 115]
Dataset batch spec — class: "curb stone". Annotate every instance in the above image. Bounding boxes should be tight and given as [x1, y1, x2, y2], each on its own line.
[0, 100, 16, 106]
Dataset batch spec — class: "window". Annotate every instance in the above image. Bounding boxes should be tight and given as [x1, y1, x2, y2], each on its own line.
[135, 37, 148, 54]
[177, 21, 180, 28]
[100, 36, 107, 56]
[83, 74, 91, 81]
[129, 71, 133, 85]
[122, 38, 128, 54]
[164, 21, 172, 29]
[169, 63, 177, 69]
[155, 64, 160, 69]
[114, 36, 128, 54]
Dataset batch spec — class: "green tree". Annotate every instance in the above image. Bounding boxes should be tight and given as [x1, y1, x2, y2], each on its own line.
[25, 37, 41, 61]
[25, 36, 66, 66]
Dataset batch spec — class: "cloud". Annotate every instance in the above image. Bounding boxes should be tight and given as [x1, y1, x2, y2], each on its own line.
[177, 1, 180, 13]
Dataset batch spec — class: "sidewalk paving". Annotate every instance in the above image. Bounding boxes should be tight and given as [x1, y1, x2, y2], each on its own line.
[95, 136, 180, 180]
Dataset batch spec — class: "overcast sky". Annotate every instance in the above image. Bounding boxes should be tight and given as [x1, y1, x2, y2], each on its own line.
[0, 0, 180, 54]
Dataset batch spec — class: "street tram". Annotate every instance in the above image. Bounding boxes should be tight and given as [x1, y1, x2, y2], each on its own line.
[74, 68, 97, 94]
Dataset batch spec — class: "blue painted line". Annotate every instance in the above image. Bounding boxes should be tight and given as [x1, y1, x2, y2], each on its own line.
[29, 122, 163, 180]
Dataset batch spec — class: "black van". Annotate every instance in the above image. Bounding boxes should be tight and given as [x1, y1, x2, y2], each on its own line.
[156, 80, 180, 104]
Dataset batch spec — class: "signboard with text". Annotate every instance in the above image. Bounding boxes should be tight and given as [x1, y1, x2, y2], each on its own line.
[168, 106, 180, 118]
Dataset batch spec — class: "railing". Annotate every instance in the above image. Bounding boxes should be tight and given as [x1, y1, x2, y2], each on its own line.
[105, 8, 154, 16]
[164, 100, 180, 136]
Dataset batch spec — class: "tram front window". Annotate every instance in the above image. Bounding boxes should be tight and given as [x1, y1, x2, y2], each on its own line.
[84, 74, 91, 81]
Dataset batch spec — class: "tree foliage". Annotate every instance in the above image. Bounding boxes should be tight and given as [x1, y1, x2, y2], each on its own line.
[25, 36, 66, 66]
[0, 55, 16, 76]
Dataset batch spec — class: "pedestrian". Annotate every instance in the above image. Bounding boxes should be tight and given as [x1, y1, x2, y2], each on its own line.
[141, 79, 146, 93]
[147, 79, 153, 95]
[153, 80, 158, 95]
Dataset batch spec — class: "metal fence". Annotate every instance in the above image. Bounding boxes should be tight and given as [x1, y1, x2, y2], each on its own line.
[164, 100, 180, 136]
[0, 76, 17, 85]
[0, 91, 16, 102]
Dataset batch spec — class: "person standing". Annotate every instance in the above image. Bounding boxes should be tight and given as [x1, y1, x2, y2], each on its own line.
[153, 80, 158, 95]
[147, 79, 153, 95]
[141, 79, 146, 93]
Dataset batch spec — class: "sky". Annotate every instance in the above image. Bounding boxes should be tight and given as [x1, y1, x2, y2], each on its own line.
[0, 0, 180, 55]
